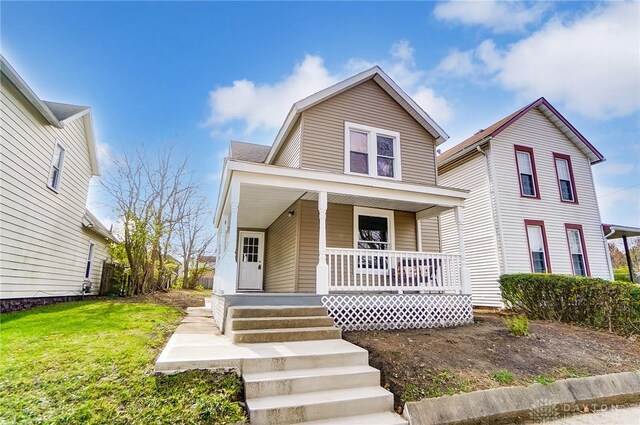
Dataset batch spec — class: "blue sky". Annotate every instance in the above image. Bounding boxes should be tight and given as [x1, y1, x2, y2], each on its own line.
[2, 1, 639, 228]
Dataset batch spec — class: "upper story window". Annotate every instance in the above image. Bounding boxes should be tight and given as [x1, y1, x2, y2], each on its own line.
[514, 145, 539, 198]
[345, 122, 401, 180]
[554, 153, 578, 203]
[525, 220, 550, 273]
[566, 224, 589, 276]
[48, 140, 66, 192]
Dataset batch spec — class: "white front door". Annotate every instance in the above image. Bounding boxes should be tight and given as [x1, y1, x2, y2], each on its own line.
[237, 231, 264, 290]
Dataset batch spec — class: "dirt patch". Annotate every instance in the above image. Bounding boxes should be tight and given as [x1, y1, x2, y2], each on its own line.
[111, 289, 209, 311]
[343, 314, 640, 409]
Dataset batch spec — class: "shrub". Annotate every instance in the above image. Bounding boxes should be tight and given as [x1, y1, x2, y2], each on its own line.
[500, 273, 640, 335]
[195, 284, 205, 291]
[614, 267, 632, 282]
[490, 369, 515, 385]
[504, 314, 529, 336]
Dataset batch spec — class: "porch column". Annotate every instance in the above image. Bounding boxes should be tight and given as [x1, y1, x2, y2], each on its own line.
[224, 181, 240, 295]
[455, 206, 472, 295]
[416, 219, 423, 252]
[316, 191, 329, 295]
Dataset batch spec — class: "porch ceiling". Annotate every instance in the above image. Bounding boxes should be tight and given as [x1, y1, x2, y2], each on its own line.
[238, 184, 306, 228]
[301, 192, 436, 213]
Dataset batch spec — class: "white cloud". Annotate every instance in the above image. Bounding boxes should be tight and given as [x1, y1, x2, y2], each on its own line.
[434, 2, 640, 120]
[412, 86, 453, 126]
[207, 41, 454, 136]
[207, 55, 337, 133]
[434, 0, 548, 33]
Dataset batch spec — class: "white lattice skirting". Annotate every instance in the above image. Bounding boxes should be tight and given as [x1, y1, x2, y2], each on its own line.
[211, 295, 226, 330]
[321, 294, 473, 331]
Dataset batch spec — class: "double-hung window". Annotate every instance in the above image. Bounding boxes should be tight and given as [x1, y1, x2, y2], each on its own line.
[525, 220, 550, 273]
[566, 224, 589, 276]
[554, 153, 577, 203]
[345, 122, 401, 180]
[48, 140, 66, 192]
[514, 145, 539, 198]
[85, 242, 95, 279]
[354, 207, 394, 270]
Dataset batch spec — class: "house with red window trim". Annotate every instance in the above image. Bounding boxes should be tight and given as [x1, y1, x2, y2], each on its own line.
[437, 97, 613, 307]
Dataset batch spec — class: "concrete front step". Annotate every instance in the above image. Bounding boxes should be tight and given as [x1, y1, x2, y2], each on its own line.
[297, 412, 408, 425]
[246, 386, 394, 424]
[243, 365, 380, 398]
[231, 316, 335, 331]
[229, 306, 328, 319]
[242, 341, 369, 374]
[232, 326, 341, 344]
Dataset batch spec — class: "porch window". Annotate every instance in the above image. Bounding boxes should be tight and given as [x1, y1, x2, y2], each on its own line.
[345, 122, 401, 180]
[566, 224, 589, 276]
[554, 153, 577, 203]
[525, 220, 550, 273]
[48, 140, 66, 192]
[354, 207, 394, 269]
[514, 145, 539, 198]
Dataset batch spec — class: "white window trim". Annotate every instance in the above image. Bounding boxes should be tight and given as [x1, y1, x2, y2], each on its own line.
[84, 241, 95, 280]
[344, 121, 402, 181]
[353, 206, 395, 251]
[47, 138, 66, 193]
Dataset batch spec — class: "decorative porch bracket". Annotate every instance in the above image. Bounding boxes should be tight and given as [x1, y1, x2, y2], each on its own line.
[455, 206, 472, 295]
[316, 191, 330, 295]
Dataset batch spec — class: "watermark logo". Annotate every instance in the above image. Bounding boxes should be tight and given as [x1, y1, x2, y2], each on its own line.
[530, 398, 559, 422]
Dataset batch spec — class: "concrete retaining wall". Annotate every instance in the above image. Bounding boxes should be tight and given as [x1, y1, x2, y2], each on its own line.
[404, 371, 640, 425]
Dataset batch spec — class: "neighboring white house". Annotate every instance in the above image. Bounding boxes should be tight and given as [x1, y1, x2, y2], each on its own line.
[437, 97, 612, 307]
[213, 66, 473, 332]
[0, 55, 115, 310]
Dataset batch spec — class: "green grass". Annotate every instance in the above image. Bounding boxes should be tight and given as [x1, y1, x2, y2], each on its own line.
[490, 369, 515, 385]
[401, 369, 473, 402]
[0, 301, 245, 424]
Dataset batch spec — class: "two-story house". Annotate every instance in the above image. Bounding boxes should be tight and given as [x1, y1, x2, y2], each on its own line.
[212, 66, 474, 332]
[0, 55, 115, 312]
[437, 97, 613, 308]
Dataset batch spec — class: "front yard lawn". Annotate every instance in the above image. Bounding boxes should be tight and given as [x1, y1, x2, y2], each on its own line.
[344, 313, 640, 409]
[0, 298, 245, 424]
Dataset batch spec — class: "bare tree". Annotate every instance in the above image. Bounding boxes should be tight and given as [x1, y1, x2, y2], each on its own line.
[101, 145, 203, 295]
[176, 195, 215, 288]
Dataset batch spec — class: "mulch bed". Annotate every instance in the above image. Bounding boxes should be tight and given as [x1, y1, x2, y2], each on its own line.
[344, 313, 640, 409]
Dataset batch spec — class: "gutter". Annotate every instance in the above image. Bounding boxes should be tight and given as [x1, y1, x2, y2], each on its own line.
[0, 55, 62, 128]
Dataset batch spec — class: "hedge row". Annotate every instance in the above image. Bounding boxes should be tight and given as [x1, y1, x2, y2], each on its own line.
[500, 273, 640, 335]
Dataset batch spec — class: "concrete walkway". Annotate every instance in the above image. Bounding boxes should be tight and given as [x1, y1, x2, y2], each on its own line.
[532, 405, 640, 424]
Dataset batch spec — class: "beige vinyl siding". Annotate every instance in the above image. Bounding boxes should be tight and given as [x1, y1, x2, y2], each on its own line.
[297, 201, 353, 293]
[300, 79, 437, 185]
[439, 152, 503, 307]
[264, 202, 299, 292]
[0, 79, 104, 298]
[420, 218, 441, 252]
[394, 211, 416, 251]
[273, 117, 302, 168]
[491, 108, 611, 280]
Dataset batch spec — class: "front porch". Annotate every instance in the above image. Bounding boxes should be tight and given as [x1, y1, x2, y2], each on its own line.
[213, 160, 473, 331]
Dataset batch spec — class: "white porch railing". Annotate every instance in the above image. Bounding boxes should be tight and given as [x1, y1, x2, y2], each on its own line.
[326, 248, 461, 293]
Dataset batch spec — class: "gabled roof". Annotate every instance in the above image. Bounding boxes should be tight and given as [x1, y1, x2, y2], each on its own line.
[43, 100, 89, 123]
[265, 66, 450, 164]
[82, 209, 118, 242]
[229, 140, 270, 163]
[0, 55, 100, 175]
[437, 97, 605, 168]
